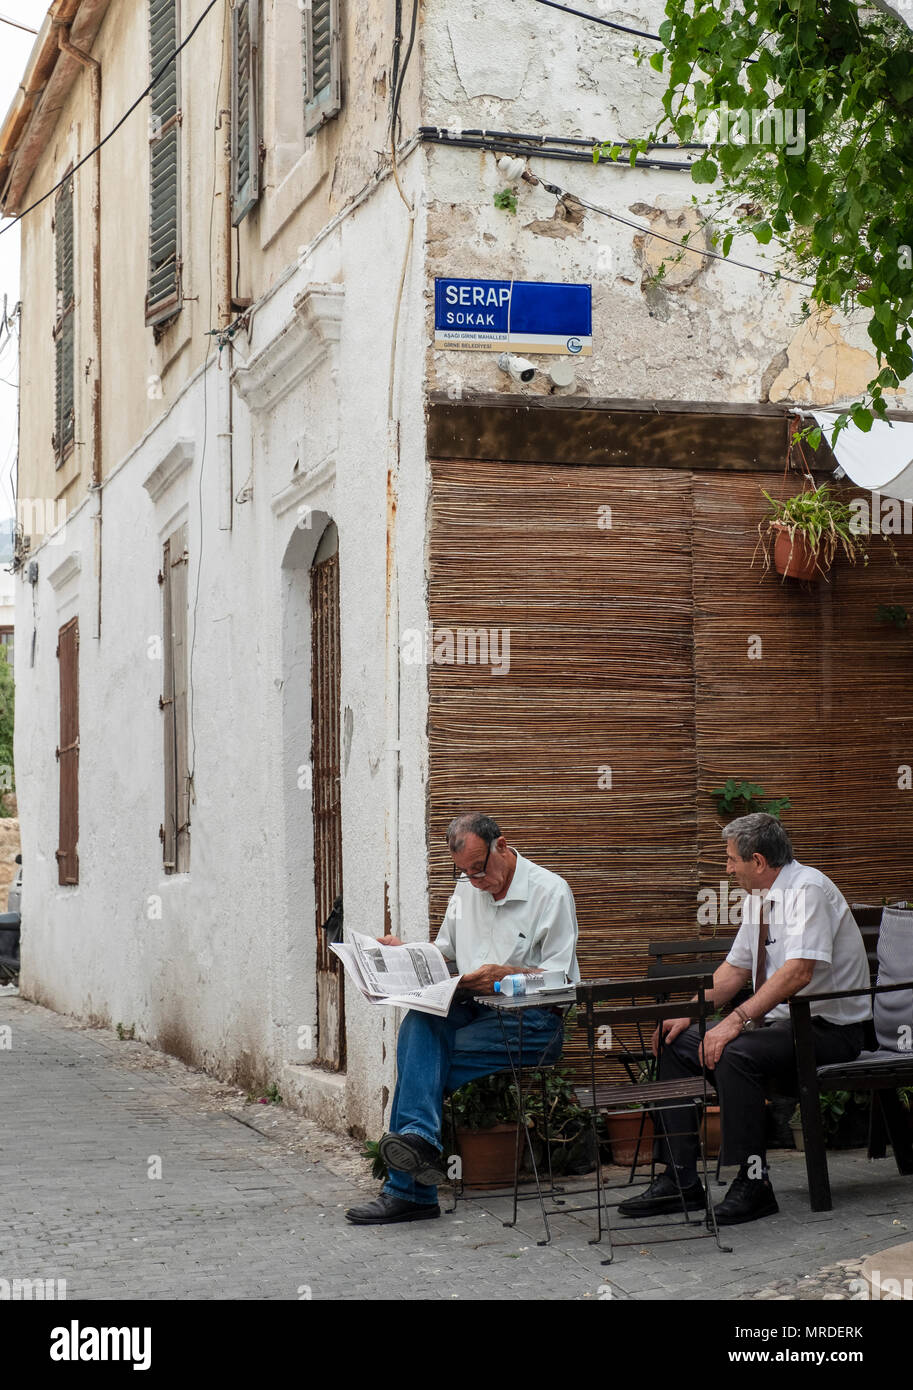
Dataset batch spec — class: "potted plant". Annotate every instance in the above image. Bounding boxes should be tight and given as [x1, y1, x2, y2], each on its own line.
[603, 1103, 656, 1167]
[755, 483, 869, 581]
[445, 1072, 528, 1188]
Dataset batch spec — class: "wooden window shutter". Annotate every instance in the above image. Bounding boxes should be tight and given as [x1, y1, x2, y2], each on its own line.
[302, 0, 341, 137]
[52, 175, 75, 466]
[230, 0, 261, 225]
[160, 523, 190, 872]
[146, 0, 182, 326]
[56, 617, 79, 885]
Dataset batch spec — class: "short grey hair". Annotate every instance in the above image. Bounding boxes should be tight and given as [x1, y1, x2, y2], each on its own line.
[446, 813, 502, 854]
[722, 813, 794, 868]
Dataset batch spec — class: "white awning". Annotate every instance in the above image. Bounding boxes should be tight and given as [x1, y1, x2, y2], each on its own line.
[811, 411, 913, 501]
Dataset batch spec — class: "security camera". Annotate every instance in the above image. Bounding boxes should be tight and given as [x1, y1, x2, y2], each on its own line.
[497, 352, 536, 384]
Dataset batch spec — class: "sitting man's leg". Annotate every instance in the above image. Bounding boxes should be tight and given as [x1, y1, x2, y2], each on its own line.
[346, 999, 480, 1225]
[618, 1023, 709, 1216]
[710, 1017, 864, 1223]
[345, 1002, 564, 1225]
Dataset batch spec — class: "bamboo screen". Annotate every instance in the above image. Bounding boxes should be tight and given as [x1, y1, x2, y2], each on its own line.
[428, 459, 913, 994]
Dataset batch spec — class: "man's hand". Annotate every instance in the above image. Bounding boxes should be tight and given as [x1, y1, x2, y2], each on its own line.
[459, 963, 516, 994]
[651, 1016, 693, 1056]
[376, 935, 402, 947]
[698, 1013, 742, 1069]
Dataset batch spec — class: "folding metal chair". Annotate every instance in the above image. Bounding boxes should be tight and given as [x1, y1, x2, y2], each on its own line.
[574, 974, 732, 1263]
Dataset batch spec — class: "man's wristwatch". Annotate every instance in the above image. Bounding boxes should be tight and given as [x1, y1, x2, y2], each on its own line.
[734, 1006, 757, 1032]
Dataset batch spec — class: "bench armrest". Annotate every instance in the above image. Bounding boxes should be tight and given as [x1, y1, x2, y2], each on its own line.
[787, 980, 913, 1006]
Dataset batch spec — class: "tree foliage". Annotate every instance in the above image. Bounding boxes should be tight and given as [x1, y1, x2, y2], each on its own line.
[599, 1, 913, 437]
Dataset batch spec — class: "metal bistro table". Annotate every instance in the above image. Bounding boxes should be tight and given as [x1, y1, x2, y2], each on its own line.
[473, 986, 578, 1244]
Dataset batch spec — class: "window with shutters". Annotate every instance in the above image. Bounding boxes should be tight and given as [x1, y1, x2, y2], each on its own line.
[231, 0, 261, 225]
[301, 0, 341, 136]
[52, 173, 75, 468]
[146, 0, 182, 329]
[160, 523, 190, 873]
[56, 617, 79, 886]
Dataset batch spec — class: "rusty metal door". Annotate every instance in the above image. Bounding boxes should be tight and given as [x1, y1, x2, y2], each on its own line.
[310, 534, 345, 1068]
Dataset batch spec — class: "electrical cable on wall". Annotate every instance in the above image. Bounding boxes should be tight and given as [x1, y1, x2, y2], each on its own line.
[528, 0, 662, 42]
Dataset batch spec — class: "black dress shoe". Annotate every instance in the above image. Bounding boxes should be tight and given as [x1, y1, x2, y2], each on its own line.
[617, 1172, 706, 1218]
[344, 1192, 441, 1224]
[379, 1131, 448, 1185]
[714, 1172, 779, 1226]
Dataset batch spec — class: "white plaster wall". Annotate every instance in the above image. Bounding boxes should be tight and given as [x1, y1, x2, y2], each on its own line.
[13, 149, 430, 1143]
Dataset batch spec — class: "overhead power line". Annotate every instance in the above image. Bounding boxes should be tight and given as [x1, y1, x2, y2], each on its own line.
[0, 0, 220, 235]
[529, 0, 662, 42]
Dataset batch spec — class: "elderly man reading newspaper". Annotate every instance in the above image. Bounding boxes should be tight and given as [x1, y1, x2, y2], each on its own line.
[345, 813, 580, 1225]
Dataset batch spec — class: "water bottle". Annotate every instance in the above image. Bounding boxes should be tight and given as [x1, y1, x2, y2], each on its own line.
[494, 971, 565, 996]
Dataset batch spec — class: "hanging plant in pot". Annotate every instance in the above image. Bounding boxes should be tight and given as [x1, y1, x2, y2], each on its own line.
[754, 484, 869, 582]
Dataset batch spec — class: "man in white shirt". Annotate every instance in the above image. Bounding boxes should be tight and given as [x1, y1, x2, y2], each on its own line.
[618, 813, 870, 1226]
[345, 812, 580, 1225]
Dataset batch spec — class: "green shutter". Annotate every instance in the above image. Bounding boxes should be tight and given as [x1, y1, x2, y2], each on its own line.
[302, 0, 341, 136]
[146, 0, 182, 324]
[53, 177, 75, 463]
[231, 0, 260, 225]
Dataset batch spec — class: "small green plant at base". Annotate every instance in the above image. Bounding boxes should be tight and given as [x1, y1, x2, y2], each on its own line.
[493, 188, 517, 214]
[361, 1139, 388, 1182]
[877, 604, 909, 629]
[115, 1022, 135, 1041]
[790, 1090, 871, 1144]
[247, 1082, 283, 1105]
[712, 778, 791, 820]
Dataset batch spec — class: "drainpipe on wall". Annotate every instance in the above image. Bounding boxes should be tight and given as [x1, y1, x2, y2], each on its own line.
[55, 12, 103, 636]
[216, 5, 233, 533]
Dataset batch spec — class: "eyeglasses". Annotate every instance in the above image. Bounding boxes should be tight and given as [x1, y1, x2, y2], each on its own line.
[452, 841, 492, 882]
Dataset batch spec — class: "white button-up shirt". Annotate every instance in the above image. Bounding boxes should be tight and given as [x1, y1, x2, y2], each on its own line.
[725, 858, 871, 1025]
[435, 849, 580, 981]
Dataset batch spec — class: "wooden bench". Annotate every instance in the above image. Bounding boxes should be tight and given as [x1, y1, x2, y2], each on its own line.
[790, 903, 913, 1211]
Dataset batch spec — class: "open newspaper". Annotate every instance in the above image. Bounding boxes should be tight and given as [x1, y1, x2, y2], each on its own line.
[329, 931, 461, 1017]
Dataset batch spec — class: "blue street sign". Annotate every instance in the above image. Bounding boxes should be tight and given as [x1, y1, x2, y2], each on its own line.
[434, 278, 592, 355]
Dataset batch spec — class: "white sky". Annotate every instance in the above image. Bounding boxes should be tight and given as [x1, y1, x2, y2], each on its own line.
[0, 3, 45, 530]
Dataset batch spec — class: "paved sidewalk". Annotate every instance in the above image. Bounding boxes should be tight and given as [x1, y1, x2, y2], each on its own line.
[1, 994, 911, 1300]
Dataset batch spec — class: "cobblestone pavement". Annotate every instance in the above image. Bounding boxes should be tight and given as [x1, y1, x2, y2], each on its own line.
[1, 992, 912, 1301]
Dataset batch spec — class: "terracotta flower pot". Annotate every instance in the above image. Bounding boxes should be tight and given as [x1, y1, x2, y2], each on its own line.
[773, 525, 825, 580]
[603, 1111, 655, 1167]
[454, 1123, 520, 1188]
[701, 1104, 722, 1158]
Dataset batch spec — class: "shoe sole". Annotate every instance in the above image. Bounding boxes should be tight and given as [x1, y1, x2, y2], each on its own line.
[714, 1198, 779, 1227]
[618, 1195, 706, 1219]
[379, 1134, 447, 1186]
[345, 1206, 441, 1225]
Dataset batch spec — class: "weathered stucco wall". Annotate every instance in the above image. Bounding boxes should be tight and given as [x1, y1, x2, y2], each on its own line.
[421, 0, 903, 409]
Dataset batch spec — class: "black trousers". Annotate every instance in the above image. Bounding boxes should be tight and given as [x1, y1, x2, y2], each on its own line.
[653, 1016, 866, 1171]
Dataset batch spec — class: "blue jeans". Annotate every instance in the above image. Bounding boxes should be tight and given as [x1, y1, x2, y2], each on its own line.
[382, 998, 565, 1206]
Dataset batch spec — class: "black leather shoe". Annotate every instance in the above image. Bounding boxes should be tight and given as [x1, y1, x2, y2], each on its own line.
[714, 1172, 779, 1225]
[379, 1131, 448, 1185]
[345, 1192, 441, 1225]
[617, 1172, 706, 1218]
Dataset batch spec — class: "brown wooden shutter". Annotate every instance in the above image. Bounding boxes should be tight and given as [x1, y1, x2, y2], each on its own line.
[56, 617, 79, 885]
[161, 522, 190, 872]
